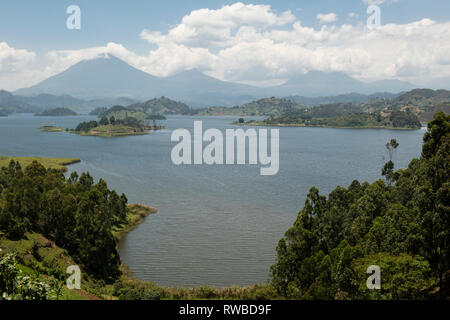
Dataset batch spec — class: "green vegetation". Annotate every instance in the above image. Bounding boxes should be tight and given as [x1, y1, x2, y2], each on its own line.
[98, 97, 188, 122]
[192, 97, 304, 117]
[0, 161, 130, 282]
[89, 107, 108, 116]
[35, 108, 77, 116]
[361, 89, 450, 122]
[39, 126, 64, 132]
[71, 116, 164, 137]
[270, 112, 450, 299]
[241, 110, 421, 129]
[126, 96, 190, 115]
[113, 204, 158, 239]
[0, 157, 80, 172]
[1, 111, 448, 300]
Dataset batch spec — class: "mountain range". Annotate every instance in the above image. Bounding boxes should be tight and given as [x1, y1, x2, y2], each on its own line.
[14, 54, 416, 108]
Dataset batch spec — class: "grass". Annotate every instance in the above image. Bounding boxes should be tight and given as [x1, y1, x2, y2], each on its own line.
[0, 233, 74, 279]
[39, 126, 64, 132]
[113, 204, 158, 239]
[72, 124, 150, 137]
[0, 156, 80, 172]
[0, 233, 104, 300]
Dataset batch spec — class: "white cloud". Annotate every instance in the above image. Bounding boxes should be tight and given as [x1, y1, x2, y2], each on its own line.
[0, 42, 39, 91]
[2, 2, 450, 90]
[316, 13, 338, 24]
[0, 42, 35, 73]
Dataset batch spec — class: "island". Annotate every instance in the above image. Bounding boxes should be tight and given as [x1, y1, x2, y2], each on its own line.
[39, 125, 64, 132]
[41, 115, 165, 138]
[70, 116, 164, 137]
[35, 107, 77, 116]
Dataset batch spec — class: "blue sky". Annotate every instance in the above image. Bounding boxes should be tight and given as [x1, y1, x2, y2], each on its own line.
[1, 0, 449, 55]
[1, 0, 450, 90]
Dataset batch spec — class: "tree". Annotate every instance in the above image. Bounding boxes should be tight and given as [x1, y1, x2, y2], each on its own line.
[382, 139, 399, 186]
[99, 116, 109, 126]
[271, 113, 449, 299]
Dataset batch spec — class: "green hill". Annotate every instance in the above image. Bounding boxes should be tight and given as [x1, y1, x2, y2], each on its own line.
[35, 107, 77, 116]
[193, 97, 303, 117]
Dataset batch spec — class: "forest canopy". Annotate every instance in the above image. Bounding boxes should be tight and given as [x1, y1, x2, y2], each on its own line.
[271, 111, 449, 299]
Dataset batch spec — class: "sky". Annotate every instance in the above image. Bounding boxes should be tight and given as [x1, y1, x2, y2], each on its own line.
[1, 0, 450, 91]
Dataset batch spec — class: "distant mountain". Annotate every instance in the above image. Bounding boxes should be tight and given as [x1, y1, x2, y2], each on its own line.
[161, 69, 261, 107]
[127, 96, 190, 115]
[13, 55, 417, 107]
[15, 54, 162, 100]
[98, 97, 190, 120]
[35, 107, 77, 116]
[272, 71, 414, 97]
[192, 97, 303, 117]
[19, 94, 85, 109]
[0, 90, 38, 115]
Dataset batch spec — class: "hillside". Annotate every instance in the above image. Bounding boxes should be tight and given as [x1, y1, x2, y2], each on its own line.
[192, 97, 303, 117]
[362, 89, 450, 122]
[0, 90, 38, 115]
[35, 107, 77, 116]
[99, 97, 188, 121]
[271, 112, 449, 299]
[127, 96, 190, 115]
[286, 92, 401, 106]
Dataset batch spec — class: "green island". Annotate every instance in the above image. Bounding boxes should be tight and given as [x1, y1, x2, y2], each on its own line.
[39, 125, 64, 132]
[0, 111, 448, 300]
[43, 116, 165, 138]
[35, 107, 77, 117]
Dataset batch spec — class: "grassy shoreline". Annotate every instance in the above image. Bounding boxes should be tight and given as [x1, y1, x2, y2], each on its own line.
[0, 156, 81, 172]
[113, 204, 158, 240]
[232, 121, 421, 130]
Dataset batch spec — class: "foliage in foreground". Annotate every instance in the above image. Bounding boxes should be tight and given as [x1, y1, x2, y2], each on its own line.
[0, 161, 128, 281]
[271, 112, 449, 299]
[0, 253, 55, 300]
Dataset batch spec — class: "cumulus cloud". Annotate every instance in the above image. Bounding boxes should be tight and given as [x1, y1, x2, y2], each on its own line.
[2, 2, 450, 90]
[0, 42, 35, 73]
[316, 13, 338, 24]
[0, 42, 40, 90]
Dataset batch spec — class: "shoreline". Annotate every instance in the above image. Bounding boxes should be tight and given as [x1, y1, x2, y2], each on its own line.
[232, 121, 421, 130]
[114, 203, 158, 241]
[0, 156, 81, 172]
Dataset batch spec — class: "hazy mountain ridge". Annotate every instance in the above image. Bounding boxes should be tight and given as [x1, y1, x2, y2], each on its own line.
[13, 55, 417, 107]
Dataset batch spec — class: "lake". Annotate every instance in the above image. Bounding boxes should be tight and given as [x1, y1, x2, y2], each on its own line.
[0, 114, 425, 288]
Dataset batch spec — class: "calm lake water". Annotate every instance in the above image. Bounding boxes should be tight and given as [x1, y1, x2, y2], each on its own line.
[0, 114, 425, 288]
